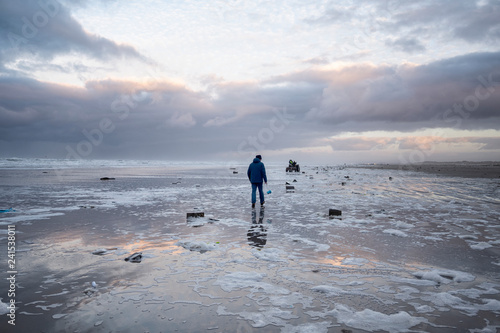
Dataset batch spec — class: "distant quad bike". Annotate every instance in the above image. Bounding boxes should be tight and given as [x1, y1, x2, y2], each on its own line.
[286, 164, 300, 172]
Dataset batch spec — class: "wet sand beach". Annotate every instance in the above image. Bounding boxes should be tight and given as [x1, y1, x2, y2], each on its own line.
[0, 159, 499, 332]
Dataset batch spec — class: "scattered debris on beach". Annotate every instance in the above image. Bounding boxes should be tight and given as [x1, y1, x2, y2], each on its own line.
[187, 212, 204, 218]
[329, 209, 342, 218]
[124, 252, 142, 263]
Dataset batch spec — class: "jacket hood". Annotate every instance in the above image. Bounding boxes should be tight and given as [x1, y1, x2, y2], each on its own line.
[253, 158, 261, 163]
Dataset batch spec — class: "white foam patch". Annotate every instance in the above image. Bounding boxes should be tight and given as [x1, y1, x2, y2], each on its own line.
[0, 299, 9, 315]
[459, 234, 478, 240]
[252, 247, 287, 262]
[217, 305, 297, 328]
[52, 313, 66, 319]
[332, 304, 427, 333]
[469, 242, 493, 250]
[394, 221, 414, 229]
[421, 291, 466, 310]
[282, 321, 331, 333]
[35, 303, 64, 311]
[478, 299, 500, 312]
[311, 285, 345, 296]
[176, 241, 217, 252]
[0, 211, 65, 224]
[411, 303, 435, 313]
[268, 292, 315, 309]
[395, 286, 419, 301]
[469, 324, 500, 333]
[413, 269, 475, 284]
[296, 238, 330, 252]
[342, 257, 369, 266]
[214, 272, 289, 295]
[383, 229, 408, 237]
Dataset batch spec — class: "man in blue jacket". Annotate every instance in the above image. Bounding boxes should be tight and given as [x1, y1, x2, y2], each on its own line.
[247, 155, 267, 208]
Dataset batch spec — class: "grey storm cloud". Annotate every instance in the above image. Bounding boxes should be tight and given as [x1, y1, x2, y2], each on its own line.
[1, 49, 499, 160]
[0, 0, 150, 69]
[289, 52, 500, 130]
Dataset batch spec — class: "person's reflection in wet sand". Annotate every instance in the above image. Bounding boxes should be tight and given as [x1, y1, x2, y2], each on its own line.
[247, 208, 267, 249]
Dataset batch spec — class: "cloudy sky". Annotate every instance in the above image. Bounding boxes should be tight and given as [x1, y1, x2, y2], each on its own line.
[1, 0, 499, 164]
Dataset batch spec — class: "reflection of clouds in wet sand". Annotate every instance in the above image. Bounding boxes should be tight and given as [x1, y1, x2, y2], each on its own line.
[1, 162, 500, 332]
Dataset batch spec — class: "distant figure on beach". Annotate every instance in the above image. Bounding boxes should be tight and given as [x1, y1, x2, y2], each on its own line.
[247, 154, 267, 208]
[247, 208, 267, 248]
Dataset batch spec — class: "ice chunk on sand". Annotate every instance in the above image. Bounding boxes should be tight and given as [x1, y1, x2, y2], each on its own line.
[332, 304, 427, 333]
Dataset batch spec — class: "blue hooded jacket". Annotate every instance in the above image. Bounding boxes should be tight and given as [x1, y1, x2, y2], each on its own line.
[247, 158, 267, 184]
